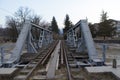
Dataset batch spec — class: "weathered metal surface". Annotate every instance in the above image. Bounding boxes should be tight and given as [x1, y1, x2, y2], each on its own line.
[46, 41, 61, 79]
[3, 21, 53, 67]
[66, 19, 103, 65]
[80, 20, 98, 60]
[8, 21, 32, 64]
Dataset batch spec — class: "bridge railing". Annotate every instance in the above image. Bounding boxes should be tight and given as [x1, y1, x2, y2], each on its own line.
[66, 19, 104, 66]
[3, 20, 53, 67]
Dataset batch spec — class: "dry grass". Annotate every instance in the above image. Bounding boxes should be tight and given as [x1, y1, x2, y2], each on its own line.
[55, 66, 67, 80]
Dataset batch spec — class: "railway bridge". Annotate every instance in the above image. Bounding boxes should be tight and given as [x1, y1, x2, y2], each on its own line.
[0, 19, 119, 80]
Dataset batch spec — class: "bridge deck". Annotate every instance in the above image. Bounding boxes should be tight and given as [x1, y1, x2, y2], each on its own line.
[0, 68, 18, 75]
[46, 41, 61, 79]
[86, 66, 120, 79]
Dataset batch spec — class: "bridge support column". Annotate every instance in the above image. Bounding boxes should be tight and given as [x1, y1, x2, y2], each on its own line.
[0, 47, 4, 65]
[27, 30, 38, 53]
[102, 44, 107, 63]
[76, 28, 86, 52]
[72, 29, 77, 47]
[38, 29, 45, 48]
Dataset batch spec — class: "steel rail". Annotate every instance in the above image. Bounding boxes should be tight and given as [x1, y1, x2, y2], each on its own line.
[14, 41, 58, 80]
[24, 41, 58, 80]
[62, 41, 73, 80]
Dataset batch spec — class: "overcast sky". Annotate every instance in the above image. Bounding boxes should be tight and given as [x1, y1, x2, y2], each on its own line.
[0, 0, 120, 29]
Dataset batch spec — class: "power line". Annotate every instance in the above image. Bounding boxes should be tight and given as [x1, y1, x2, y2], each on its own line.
[0, 8, 15, 28]
[0, 7, 14, 17]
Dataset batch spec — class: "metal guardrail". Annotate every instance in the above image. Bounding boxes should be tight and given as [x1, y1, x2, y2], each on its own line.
[94, 40, 120, 43]
[3, 21, 53, 67]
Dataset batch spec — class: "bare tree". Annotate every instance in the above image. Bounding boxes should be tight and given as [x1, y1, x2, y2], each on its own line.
[6, 16, 18, 42]
[29, 15, 42, 25]
[15, 7, 31, 23]
[6, 7, 51, 42]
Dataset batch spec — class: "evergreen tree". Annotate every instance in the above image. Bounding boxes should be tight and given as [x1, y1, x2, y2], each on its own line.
[98, 10, 115, 39]
[63, 14, 73, 39]
[89, 23, 97, 38]
[63, 14, 72, 33]
[100, 10, 108, 22]
[51, 16, 59, 34]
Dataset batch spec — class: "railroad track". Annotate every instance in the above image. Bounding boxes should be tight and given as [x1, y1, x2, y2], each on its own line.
[14, 40, 88, 80]
[61, 40, 87, 80]
[61, 41, 73, 80]
[14, 40, 58, 80]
